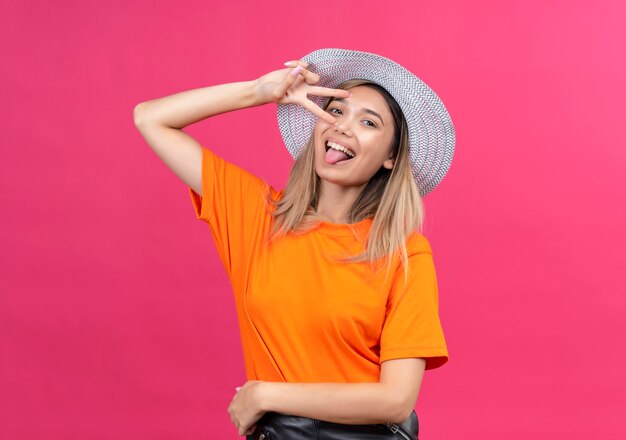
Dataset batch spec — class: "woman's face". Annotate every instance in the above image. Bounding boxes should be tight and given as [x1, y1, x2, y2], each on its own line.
[312, 85, 396, 188]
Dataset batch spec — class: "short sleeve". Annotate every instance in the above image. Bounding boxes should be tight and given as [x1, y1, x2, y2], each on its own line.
[379, 235, 449, 370]
[188, 146, 271, 277]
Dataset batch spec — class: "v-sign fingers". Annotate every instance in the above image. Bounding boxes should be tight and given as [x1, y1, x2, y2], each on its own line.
[307, 85, 351, 99]
[285, 60, 310, 69]
[300, 68, 321, 85]
[273, 66, 304, 101]
[285, 62, 321, 85]
[299, 98, 337, 124]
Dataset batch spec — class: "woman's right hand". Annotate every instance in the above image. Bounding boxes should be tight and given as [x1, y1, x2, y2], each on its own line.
[253, 60, 351, 124]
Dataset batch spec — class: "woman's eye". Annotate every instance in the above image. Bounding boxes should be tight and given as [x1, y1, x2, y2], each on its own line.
[326, 108, 376, 127]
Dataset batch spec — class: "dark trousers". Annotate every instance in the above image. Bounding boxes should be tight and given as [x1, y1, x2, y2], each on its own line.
[247, 410, 418, 440]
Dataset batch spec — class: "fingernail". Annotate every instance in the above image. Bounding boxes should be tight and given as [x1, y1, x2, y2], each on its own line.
[284, 61, 296, 66]
[290, 66, 302, 77]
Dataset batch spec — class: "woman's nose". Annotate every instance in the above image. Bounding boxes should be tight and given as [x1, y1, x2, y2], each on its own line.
[333, 117, 353, 135]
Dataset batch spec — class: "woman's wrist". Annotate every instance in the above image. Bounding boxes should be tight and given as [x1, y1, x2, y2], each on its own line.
[257, 381, 275, 413]
[249, 77, 267, 107]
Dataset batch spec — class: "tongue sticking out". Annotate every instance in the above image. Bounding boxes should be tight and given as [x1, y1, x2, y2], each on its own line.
[325, 148, 351, 164]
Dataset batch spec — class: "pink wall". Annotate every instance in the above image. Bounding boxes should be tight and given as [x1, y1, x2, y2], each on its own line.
[1, 1, 625, 438]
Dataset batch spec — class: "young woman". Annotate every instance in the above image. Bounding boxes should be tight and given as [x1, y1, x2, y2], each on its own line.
[134, 48, 455, 439]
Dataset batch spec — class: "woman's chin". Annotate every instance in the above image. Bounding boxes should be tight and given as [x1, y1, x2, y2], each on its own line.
[316, 172, 367, 189]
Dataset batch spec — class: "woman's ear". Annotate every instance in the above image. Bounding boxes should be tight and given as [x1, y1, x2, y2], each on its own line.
[382, 156, 395, 170]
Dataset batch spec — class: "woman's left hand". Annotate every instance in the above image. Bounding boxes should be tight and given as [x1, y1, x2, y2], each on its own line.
[228, 380, 267, 436]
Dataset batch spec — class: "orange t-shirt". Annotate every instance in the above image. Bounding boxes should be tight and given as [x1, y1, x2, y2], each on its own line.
[189, 146, 449, 383]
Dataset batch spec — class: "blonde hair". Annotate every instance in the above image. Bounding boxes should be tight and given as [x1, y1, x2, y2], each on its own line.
[265, 79, 425, 281]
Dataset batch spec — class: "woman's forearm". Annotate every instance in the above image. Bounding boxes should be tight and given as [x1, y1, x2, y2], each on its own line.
[134, 80, 263, 129]
[260, 382, 410, 425]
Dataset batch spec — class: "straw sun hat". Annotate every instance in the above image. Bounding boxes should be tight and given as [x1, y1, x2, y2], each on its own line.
[276, 48, 455, 197]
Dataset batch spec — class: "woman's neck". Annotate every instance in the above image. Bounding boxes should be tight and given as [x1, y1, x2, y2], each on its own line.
[315, 180, 367, 224]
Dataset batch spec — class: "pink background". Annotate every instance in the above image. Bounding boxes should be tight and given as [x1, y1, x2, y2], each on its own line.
[1, 1, 625, 438]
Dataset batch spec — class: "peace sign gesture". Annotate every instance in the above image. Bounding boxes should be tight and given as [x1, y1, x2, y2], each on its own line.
[254, 60, 350, 124]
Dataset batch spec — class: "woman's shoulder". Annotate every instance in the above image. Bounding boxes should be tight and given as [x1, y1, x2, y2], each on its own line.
[405, 231, 433, 255]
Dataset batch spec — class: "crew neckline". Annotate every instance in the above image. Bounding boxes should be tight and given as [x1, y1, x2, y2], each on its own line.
[314, 217, 374, 237]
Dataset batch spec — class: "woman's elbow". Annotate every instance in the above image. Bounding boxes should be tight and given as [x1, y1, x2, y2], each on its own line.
[388, 395, 415, 423]
[133, 102, 147, 126]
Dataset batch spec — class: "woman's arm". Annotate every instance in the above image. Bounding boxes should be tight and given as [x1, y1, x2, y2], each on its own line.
[134, 80, 262, 130]
[229, 358, 426, 435]
[133, 80, 264, 195]
[264, 358, 426, 423]
[133, 61, 349, 195]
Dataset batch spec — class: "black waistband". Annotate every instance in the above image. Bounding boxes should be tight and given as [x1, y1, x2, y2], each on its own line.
[247, 410, 418, 440]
